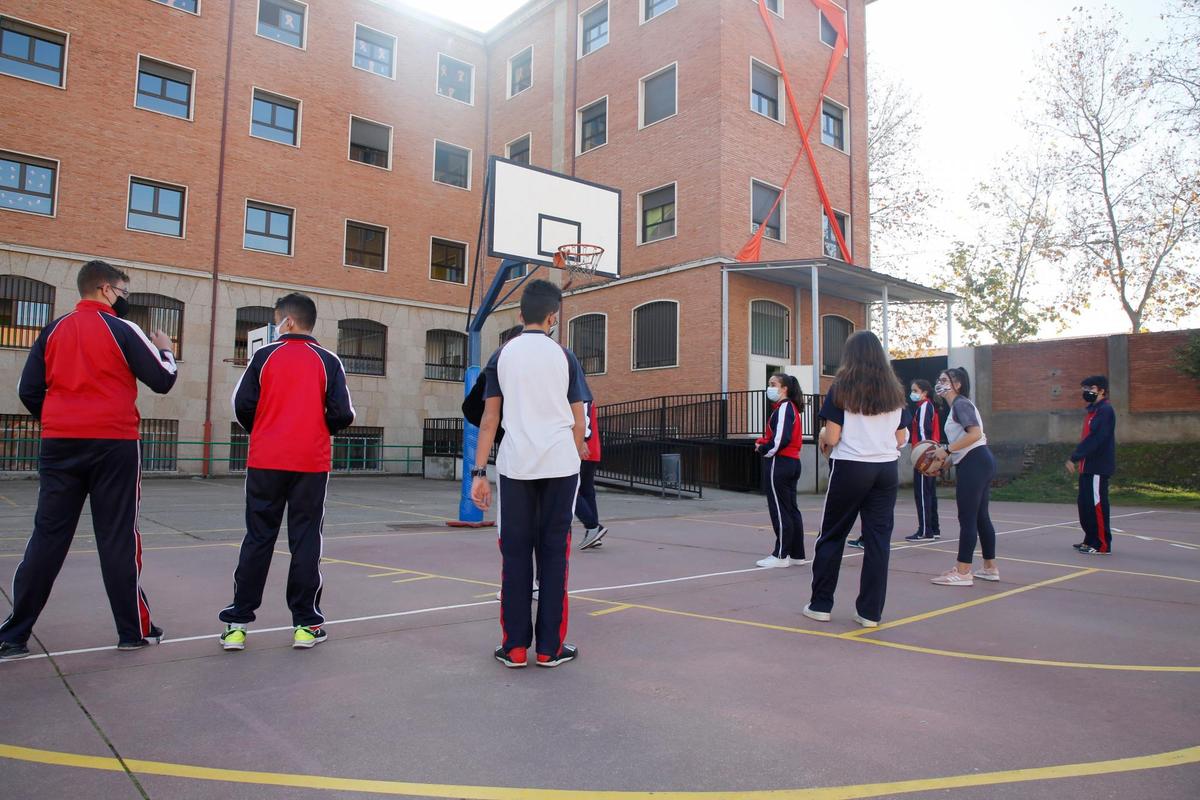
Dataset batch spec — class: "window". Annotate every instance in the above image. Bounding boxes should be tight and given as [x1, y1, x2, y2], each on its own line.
[153, 0, 200, 13]
[338, 319, 387, 376]
[354, 25, 395, 78]
[0, 151, 57, 217]
[425, 329, 466, 381]
[251, 89, 299, 146]
[762, 0, 782, 15]
[257, 0, 306, 49]
[349, 116, 391, 169]
[140, 418, 179, 471]
[508, 46, 532, 97]
[0, 275, 54, 349]
[506, 134, 530, 165]
[233, 306, 273, 363]
[580, 2, 609, 57]
[244, 201, 293, 255]
[436, 53, 473, 104]
[633, 301, 678, 370]
[127, 178, 186, 237]
[0, 17, 66, 87]
[578, 98, 607, 154]
[643, 0, 678, 23]
[640, 64, 676, 128]
[499, 325, 523, 345]
[0, 413, 40, 471]
[640, 184, 675, 243]
[506, 264, 528, 281]
[751, 181, 783, 241]
[345, 221, 387, 271]
[820, 8, 843, 49]
[136, 57, 193, 119]
[229, 421, 249, 471]
[823, 209, 849, 259]
[433, 141, 470, 188]
[821, 99, 845, 151]
[569, 314, 606, 375]
[751, 60, 781, 122]
[822, 315, 854, 375]
[334, 426, 383, 472]
[751, 300, 789, 359]
[128, 293, 184, 357]
[430, 238, 466, 284]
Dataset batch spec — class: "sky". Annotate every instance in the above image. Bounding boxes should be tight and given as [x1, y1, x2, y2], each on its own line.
[392, 0, 1196, 341]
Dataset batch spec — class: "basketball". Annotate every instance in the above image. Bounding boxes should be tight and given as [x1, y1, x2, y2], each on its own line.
[911, 440, 947, 476]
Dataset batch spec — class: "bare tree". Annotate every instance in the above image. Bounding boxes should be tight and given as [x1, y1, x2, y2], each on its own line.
[1150, 0, 1200, 137]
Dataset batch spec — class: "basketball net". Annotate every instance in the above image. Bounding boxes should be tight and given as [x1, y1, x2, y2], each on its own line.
[554, 243, 605, 290]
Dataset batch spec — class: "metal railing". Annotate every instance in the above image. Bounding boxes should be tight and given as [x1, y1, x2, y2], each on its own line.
[599, 390, 823, 443]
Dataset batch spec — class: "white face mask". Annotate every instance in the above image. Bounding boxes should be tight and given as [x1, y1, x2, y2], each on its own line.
[766, 386, 781, 402]
[910, 392, 922, 402]
[934, 381, 951, 397]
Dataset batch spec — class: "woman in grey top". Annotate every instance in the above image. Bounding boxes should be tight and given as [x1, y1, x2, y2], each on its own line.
[929, 368, 999, 586]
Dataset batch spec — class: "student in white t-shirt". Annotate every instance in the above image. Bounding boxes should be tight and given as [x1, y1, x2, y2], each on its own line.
[471, 279, 589, 669]
[803, 331, 911, 628]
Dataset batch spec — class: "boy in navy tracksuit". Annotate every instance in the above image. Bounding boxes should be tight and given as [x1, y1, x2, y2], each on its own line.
[1, 260, 178, 660]
[219, 293, 355, 650]
[575, 400, 608, 550]
[1066, 375, 1116, 555]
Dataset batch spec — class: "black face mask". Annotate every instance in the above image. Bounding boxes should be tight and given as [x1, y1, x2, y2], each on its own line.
[111, 296, 130, 318]
[1082, 390, 1099, 404]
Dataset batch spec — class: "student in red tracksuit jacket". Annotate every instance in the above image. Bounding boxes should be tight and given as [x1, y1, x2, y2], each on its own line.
[754, 373, 806, 568]
[219, 293, 355, 652]
[905, 379, 942, 541]
[575, 400, 608, 550]
[1, 260, 178, 660]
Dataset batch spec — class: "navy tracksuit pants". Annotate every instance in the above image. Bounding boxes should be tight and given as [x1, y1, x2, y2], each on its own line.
[763, 456, 805, 560]
[574, 461, 600, 530]
[1077, 474, 1111, 553]
[220, 468, 328, 628]
[0, 439, 153, 646]
[954, 447, 997, 564]
[912, 469, 940, 536]
[809, 459, 898, 623]
[498, 473, 577, 657]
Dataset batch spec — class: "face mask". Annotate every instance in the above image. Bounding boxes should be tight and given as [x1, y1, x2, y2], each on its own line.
[934, 382, 951, 397]
[766, 386, 781, 402]
[277, 317, 290, 336]
[1082, 390, 1098, 403]
[111, 296, 130, 318]
[909, 392, 922, 403]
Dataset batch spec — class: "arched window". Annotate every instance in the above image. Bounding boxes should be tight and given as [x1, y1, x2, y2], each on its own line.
[338, 318, 387, 376]
[750, 300, 789, 359]
[499, 325, 522, 345]
[425, 328, 466, 381]
[128, 293, 184, 356]
[0, 275, 54, 349]
[569, 313, 606, 375]
[821, 315, 855, 376]
[632, 300, 678, 370]
[233, 306, 274, 362]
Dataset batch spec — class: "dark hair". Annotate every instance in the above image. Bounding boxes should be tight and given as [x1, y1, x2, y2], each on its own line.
[275, 292, 317, 331]
[771, 373, 802, 404]
[1080, 375, 1109, 393]
[76, 259, 129, 295]
[939, 367, 971, 399]
[912, 378, 933, 400]
[832, 331, 906, 415]
[520, 279, 561, 325]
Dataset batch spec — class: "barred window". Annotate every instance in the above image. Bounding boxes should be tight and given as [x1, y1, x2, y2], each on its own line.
[354, 25, 395, 78]
[0, 413, 40, 472]
[0, 17, 66, 87]
[569, 313, 606, 375]
[751, 300, 789, 359]
[632, 301, 678, 370]
[139, 418, 178, 472]
[0, 275, 54, 348]
[499, 325, 522, 345]
[345, 221, 387, 271]
[436, 53, 473, 104]
[233, 305, 273, 362]
[425, 329, 466, 381]
[822, 315, 854, 376]
[229, 421, 249, 472]
[257, 0, 306, 48]
[334, 426, 383, 472]
[128, 293, 183, 357]
[430, 238, 466, 284]
[338, 318, 386, 376]
[752, 181, 783, 241]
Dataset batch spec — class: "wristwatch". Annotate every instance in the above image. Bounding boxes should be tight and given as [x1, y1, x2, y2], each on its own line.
[470, 467, 488, 478]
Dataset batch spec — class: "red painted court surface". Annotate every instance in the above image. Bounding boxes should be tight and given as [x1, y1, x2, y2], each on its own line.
[0, 477, 1197, 799]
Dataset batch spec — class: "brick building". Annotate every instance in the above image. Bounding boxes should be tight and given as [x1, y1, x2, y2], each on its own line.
[0, 0, 945, 474]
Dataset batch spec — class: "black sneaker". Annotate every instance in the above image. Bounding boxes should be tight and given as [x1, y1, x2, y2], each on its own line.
[847, 538, 864, 549]
[905, 532, 931, 541]
[117, 625, 164, 651]
[536, 643, 578, 667]
[0, 641, 30, 660]
[1073, 542, 1087, 551]
[494, 645, 528, 668]
[1078, 546, 1111, 555]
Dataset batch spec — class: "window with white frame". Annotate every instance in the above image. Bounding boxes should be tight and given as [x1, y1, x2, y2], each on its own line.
[751, 300, 789, 359]
[136, 57, 193, 119]
[750, 60, 781, 122]
[641, 64, 676, 128]
[349, 117, 390, 168]
[643, 0, 678, 22]
[128, 178, 186, 237]
[244, 201, 293, 255]
[508, 46, 532, 97]
[436, 53, 473, 104]
[345, 221, 386, 271]
[506, 134, 530, 164]
[430, 238, 466, 284]
[580, 2, 609, 56]
[154, 0, 199, 13]
[822, 209, 849, 259]
[578, 98, 607, 153]
[821, 99, 845, 151]
[633, 301, 678, 369]
[569, 313, 606, 375]
[433, 141, 470, 188]
[354, 25, 395, 78]
[0, 17, 67, 87]
[251, 89, 299, 146]
[257, 0, 306, 48]
[0, 151, 56, 216]
[820, 7, 844, 49]
[751, 181, 783, 241]
[640, 184, 675, 243]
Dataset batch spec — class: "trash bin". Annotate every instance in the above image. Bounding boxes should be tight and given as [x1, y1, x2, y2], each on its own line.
[660, 453, 682, 498]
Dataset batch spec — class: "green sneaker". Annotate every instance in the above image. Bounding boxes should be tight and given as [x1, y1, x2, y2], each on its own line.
[293, 626, 327, 649]
[220, 625, 246, 651]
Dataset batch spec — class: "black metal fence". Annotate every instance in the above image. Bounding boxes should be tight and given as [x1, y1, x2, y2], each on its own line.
[599, 390, 822, 443]
[595, 436, 703, 496]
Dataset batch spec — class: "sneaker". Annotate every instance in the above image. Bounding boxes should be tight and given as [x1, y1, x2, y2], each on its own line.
[220, 624, 247, 651]
[117, 625, 164, 650]
[905, 532, 935, 542]
[846, 538, 865, 549]
[494, 645, 527, 668]
[852, 613, 879, 628]
[931, 569, 973, 586]
[0, 641, 30, 660]
[756, 555, 791, 568]
[789, 557, 809, 565]
[1073, 542, 1087, 551]
[536, 643, 578, 667]
[973, 567, 1000, 582]
[802, 604, 831, 622]
[292, 626, 327, 649]
[1078, 546, 1110, 555]
[579, 525, 609, 550]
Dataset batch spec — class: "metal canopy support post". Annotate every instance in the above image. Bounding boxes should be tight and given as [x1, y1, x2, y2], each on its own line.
[721, 268, 729, 394]
[881, 284, 890, 355]
[810, 264, 820, 396]
[946, 301, 953, 356]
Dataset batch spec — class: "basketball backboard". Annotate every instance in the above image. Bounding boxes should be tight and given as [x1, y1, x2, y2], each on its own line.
[248, 324, 277, 359]
[487, 156, 621, 277]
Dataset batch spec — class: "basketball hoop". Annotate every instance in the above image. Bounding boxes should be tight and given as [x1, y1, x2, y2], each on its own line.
[553, 243, 605, 290]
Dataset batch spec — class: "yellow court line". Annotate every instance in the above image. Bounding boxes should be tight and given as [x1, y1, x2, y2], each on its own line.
[1, 742, 1197, 799]
[368, 570, 418, 578]
[392, 575, 435, 584]
[325, 499, 451, 522]
[841, 569, 1098, 638]
[589, 603, 634, 617]
[1113, 531, 1199, 548]
[317, 555, 498, 590]
[0, 541, 245, 559]
[920, 548, 1200, 585]
[0, 495, 18, 508]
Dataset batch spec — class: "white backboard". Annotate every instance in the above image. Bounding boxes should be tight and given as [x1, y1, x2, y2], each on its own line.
[248, 324, 277, 359]
[488, 157, 621, 276]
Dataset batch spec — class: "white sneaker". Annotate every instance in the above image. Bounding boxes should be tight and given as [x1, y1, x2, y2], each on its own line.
[973, 567, 1000, 582]
[789, 557, 809, 566]
[852, 613, 879, 628]
[802, 604, 831, 622]
[931, 569, 974, 586]
[756, 555, 791, 568]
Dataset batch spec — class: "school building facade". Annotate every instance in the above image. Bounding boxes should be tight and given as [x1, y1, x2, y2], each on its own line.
[0, 0, 942, 475]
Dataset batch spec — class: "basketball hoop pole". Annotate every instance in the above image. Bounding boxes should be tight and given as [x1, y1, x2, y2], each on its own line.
[454, 258, 526, 525]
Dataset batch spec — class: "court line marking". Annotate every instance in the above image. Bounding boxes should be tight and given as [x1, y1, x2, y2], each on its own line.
[392, 575, 435, 585]
[1, 742, 1197, 799]
[589, 603, 634, 617]
[919, 550, 1200, 585]
[839, 569, 1098, 638]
